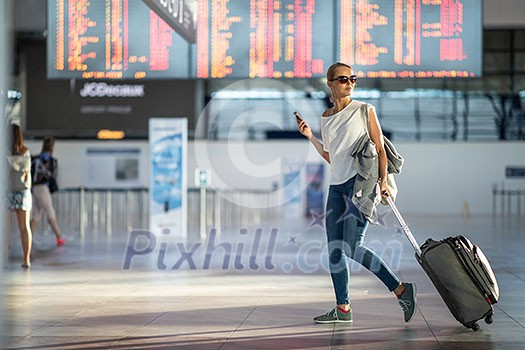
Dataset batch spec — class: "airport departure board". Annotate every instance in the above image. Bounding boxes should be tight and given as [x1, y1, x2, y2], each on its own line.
[47, 0, 191, 79]
[195, 0, 334, 78]
[338, 0, 482, 78]
[47, 0, 482, 79]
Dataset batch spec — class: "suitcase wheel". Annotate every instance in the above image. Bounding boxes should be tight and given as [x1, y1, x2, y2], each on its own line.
[470, 322, 480, 332]
[485, 315, 494, 324]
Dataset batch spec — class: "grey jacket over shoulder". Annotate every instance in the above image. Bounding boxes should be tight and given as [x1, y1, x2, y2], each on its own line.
[348, 106, 404, 224]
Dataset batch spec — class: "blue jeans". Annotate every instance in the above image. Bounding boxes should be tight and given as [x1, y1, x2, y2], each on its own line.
[326, 176, 400, 305]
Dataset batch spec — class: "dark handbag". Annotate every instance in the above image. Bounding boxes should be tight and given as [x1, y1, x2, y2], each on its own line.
[48, 177, 58, 193]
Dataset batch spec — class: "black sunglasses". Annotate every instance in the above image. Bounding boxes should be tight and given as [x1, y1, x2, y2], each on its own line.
[330, 75, 358, 84]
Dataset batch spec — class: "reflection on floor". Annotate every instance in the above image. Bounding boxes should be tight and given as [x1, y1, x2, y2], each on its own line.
[2, 214, 525, 349]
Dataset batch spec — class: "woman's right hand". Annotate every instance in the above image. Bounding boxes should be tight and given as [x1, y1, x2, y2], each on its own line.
[297, 120, 313, 140]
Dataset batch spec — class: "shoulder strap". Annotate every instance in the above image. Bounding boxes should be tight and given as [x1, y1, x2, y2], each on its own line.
[360, 103, 371, 138]
[361, 105, 404, 174]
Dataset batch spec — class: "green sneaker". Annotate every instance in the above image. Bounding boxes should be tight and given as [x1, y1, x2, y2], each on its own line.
[314, 307, 352, 324]
[398, 282, 417, 322]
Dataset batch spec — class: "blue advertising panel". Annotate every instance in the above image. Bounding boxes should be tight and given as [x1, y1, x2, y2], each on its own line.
[282, 158, 302, 218]
[149, 118, 188, 237]
[305, 163, 325, 217]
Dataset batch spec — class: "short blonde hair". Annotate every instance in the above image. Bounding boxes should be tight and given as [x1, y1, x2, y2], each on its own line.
[326, 62, 352, 81]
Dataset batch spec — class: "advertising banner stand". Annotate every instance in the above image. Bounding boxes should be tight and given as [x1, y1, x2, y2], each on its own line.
[149, 118, 188, 238]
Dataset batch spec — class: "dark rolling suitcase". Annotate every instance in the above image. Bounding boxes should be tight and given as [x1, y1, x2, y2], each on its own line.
[386, 197, 499, 331]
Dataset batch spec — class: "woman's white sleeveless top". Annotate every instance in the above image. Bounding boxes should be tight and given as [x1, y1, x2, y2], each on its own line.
[321, 99, 373, 185]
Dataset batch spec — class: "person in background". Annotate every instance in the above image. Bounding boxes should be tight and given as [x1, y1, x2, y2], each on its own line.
[30, 136, 64, 247]
[295, 62, 417, 324]
[7, 123, 33, 268]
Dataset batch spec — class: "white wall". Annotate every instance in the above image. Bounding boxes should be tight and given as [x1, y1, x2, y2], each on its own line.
[393, 142, 525, 215]
[27, 140, 525, 215]
[27, 140, 149, 188]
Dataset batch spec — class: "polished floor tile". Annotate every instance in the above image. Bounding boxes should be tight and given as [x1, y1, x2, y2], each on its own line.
[2, 214, 524, 349]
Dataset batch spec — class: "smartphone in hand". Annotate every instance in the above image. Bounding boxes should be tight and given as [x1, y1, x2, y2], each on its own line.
[293, 111, 303, 123]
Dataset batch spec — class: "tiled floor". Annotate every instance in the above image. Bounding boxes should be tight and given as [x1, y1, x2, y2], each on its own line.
[2, 213, 525, 349]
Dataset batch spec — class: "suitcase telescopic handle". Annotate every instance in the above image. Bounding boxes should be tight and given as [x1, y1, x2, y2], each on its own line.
[385, 196, 422, 258]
